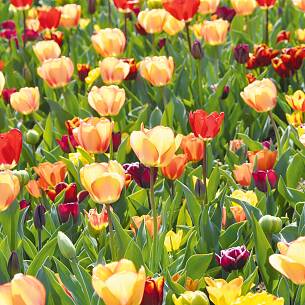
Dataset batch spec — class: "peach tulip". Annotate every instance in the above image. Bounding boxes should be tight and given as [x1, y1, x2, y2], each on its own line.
[130, 215, 162, 237]
[72, 117, 113, 154]
[130, 123, 182, 167]
[33, 161, 67, 188]
[26, 180, 41, 198]
[269, 237, 305, 284]
[0, 274, 46, 305]
[229, 139, 244, 153]
[233, 163, 253, 187]
[88, 85, 125, 117]
[201, 19, 230, 46]
[139, 56, 174, 87]
[248, 148, 277, 170]
[91, 28, 126, 57]
[163, 13, 185, 35]
[231, 0, 257, 16]
[37, 56, 74, 88]
[0, 170, 20, 212]
[80, 160, 125, 204]
[138, 9, 167, 34]
[198, 0, 220, 14]
[0, 71, 5, 95]
[161, 154, 187, 180]
[296, 29, 305, 42]
[33, 40, 61, 63]
[92, 259, 145, 305]
[180, 133, 205, 162]
[10, 87, 40, 115]
[59, 4, 81, 28]
[240, 78, 277, 112]
[293, 0, 305, 12]
[99, 57, 130, 85]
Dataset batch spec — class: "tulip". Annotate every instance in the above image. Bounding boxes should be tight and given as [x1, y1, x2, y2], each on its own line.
[198, 0, 220, 14]
[296, 29, 305, 42]
[259, 215, 282, 234]
[92, 28, 126, 57]
[229, 205, 247, 223]
[285, 90, 305, 112]
[10, 87, 40, 115]
[191, 40, 204, 60]
[231, 189, 258, 206]
[122, 58, 138, 80]
[247, 44, 279, 69]
[33, 161, 67, 188]
[130, 215, 161, 237]
[99, 57, 130, 85]
[88, 85, 126, 117]
[26, 180, 41, 198]
[256, 0, 276, 8]
[252, 169, 277, 192]
[72, 117, 113, 154]
[37, 57, 74, 88]
[2, 88, 17, 104]
[240, 78, 277, 113]
[189, 110, 224, 140]
[216, 6, 236, 22]
[43, 30, 64, 47]
[173, 291, 209, 305]
[164, 230, 183, 252]
[231, 0, 257, 16]
[232, 292, 284, 305]
[77, 64, 90, 81]
[233, 163, 253, 187]
[0, 71, 4, 95]
[57, 231, 76, 260]
[85, 207, 108, 235]
[92, 259, 145, 305]
[10, 0, 33, 9]
[292, 0, 305, 12]
[229, 139, 244, 152]
[56, 134, 77, 153]
[138, 9, 168, 34]
[248, 148, 277, 170]
[269, 237, 305, 284]
[163, 13, 185, 36]
[38, 7, 61, 29]
[33, 40, 61, 63]
[130, 124, 182, 167]
[139, 56, 174, 87]
[114, 0, 140, 12]
[162, 0, 200, 21]
[59, 4, 81, 29]
[216, 246, 250, 272]
[286, 111, 303, 127]
[7, 251, 20, 278]
[234, 44, 250, 64]
[0, 274, 46, 305]
[141, 277, 164, 305]
[180, 133, 204, 162]
[80, 160, 125, 204]
[34, 204, 46, 230]
[201, 19, 230, 46]
[19, 199, 30, 210]
[276, 30, 290, 43]
[0, 170, 20, 212]
[0, 129, 22, 170]
[161, 154, 187, 180]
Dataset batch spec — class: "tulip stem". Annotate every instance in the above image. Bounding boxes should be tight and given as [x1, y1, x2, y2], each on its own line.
[202, 141, 208, 206]
[124, 13, 128, 40]
[107, 0, 112, 26]
[150, 167, 158, 272]
[185, 22, 192, 53]
[22, 10, 26, 48]
[268, 111, 281, 156]
[265, 9, 269, 45]
[106, 204, 116, 260]
[146, 189, 151, 210]
[11, 210, 16, 251]
[109, 137, 114, 160]
[197, 61, 202, 107]
[38, 229, 42, 251]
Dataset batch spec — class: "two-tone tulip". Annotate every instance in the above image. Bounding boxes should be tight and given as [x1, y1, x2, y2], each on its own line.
[33, 40, 61, 63]
[201, 19, 230, 46]
[10, 87, 40, 115]
[100, 57, 130, 85]
[231, 0, 257, 16]
[0, 170, 20, 212]
[59, 4, 81, 29]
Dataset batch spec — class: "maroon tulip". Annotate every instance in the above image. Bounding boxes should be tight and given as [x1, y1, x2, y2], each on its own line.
[262, 140, 271, 149]
[253, 169, 278, 192]
[234, 44, 250, 64]
[216, 246, 250, 272]
[216, 6, 236, 22]
[22, 29, 39, 42]
[1, 20, 16, 30]
[0, 129, 22, 169]
[106, 132, 122, 153]
[34, 204, 46, 230]
[56, 134, 78, 153]
[2, 88, 17, 104]
[141, 277, 164, 305]
[122, 58, 138, 80]
[38, 7, 61, 30]
[10, 0, 33, 8]
[162, 0, 200, 21]
[19, 199, 30, 210]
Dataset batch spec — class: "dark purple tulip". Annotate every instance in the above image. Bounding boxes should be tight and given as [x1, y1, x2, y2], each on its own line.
[88, 0, 96, 14]
[216, 6, 236, 22]
[221, 85, 230, 100]
[34, 205, 46, 230]
[262, 140, 271, 149]
[216, 245, 250, 272]
[191, 40, 203, 60]
[234, 44, 250, 64]
[158, 38, 166, 50]
[123, 162, 157, 189]
[106, 132, 122, 153]
[253, 169, 278, 192]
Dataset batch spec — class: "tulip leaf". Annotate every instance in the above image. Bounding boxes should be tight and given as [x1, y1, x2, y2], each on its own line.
[237, 133, 263, 151]
[185, 253, 213, 280]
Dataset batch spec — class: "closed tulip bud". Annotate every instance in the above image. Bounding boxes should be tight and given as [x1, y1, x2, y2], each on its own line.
[233, 163, 253, 187]
[191, 40, 204, 60]
[216, 6, 236, 22]
[221, 85, 230, 100]
[77, 64, 90, 82]
[259, 215, 282, 234]
[57, 231, 76, 260]
[234, 44, 250, 64]
[201, 19, 230, 46]
[141, 277, 164, 305]
[10, 87, 40, 115]
[2, 88, 17, 104]
[88, 0, 96, 14]
[7, 251, 20, 278]
[13, 170, 30, 187]
[33, 40, 61, 63]
[252, 169, 278, 192]
[131, 215, 161, 237]
[59, 4, 81, 29]
[173, 291, 210, 305]
[164, 230, 183, 252]
[247, 148, 277, 171]
[195, 178, 205, 199]
[26, 180, 41, 198]
[34, 204, 46, 230]
[19, 199, 30, 210]
[180, 133, 204, 162]
[231, 0, 257, 16]
[100, 57, 130, 85]
[26, 129, 40, 145]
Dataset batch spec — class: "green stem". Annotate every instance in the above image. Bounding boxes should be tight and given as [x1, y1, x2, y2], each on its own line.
[185, 22, 192, 53]
[150, 167, 158, 272]
[107, 0, 112, 26]
[109, 136, 114, 160]
[124, 13, 128, 40]
[268, 111, 281, 157]
[146, 189, 151, 210]
[265, 9, 269, 45]
[38, 229, 42, 251]
[197, 61, 202, 108]
[106, 204, 116, 260]
[23, 10, 27, 48]
[202, 141, 208, 207]
[11, 212, 16, 251]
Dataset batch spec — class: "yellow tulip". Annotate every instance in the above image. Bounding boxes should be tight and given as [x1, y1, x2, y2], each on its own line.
[163, 14, 185, 36]
[231, 190, 258, 207]
[92, 259, 146, 305]
[286, 111, 303, 127]
[198, 0, 220, 14]
[85, 67, 101, 86]
[164, 230, 183, 252]
[201, 19, 230, 46]
[173, 291, 209, 305]
[231, 0, 257, 16]
[138, 9, 167, 34]
[296, 29, 305, 42]
[232, 292, 284, 305]
[285, 90, 305, 112]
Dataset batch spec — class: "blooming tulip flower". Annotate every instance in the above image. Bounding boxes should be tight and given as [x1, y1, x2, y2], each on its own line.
[141, 277, 164, 305]
[10, 0, 33, 9]
[252, 169, 277, 192]
[233, 163, 253, 187]
[59, 4, 81, 29]
[38, 7, 61, 30]
[100, 57, 130, 85]
[180, 133, 205, 162]
[163, 13, 185, 36]
[201, 19, 230, 46]
[229, 139, 244, 152]
[240, 78, 277, 112]
[10, 87, 40, 115]
[286, 111, 303, 127]
[33, 40, 61, 63]
[0, 129, 22, 170]
[161, 154, 187, 180]
[85, 207, 109, 235]
[0, 170, 20, 212]
[0, 273, 46, 305]
[114, 0, 140, 12]
[80, 160, 125, 204]
[130, 124, 182, 167]
[256, 0, 276, 8]
[26, 180, 41, 198]
[292, 0, 305, 12]
[216, 6, 236, 21]
[247, 148, 277, 170]
[130, 215, 162, 237]
[43, 30, 64, 47]
[164, 230, 183, 252]
[138, 9, 168, 34]
[233, 292, 284, 305]
[77, 63, 90, 81]
[231, 0, 257, 16]
[162, 0, 200, 21]
[198, 0, 220, 14]
[231, 189, 258, 206]
[92, 28, 126, 57]
[285, 90, 305, 112]
[92, 259, 146, 305]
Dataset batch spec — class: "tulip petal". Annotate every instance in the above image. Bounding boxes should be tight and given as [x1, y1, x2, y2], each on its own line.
[0, 283, 13, 305]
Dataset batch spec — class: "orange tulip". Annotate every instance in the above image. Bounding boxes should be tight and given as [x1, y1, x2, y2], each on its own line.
[130, 215, 162, 237]
[161, 154, 187, 180]
[163, 13, 185, 35]
[230, 206, 247, 222]
[0, 274, 46, 305]
[92, 259, 146, 305]
[293, 0, 305, 12]
[139, 56, 174, 87]
[99, 57, 130, 85]
[72, 117, 113, 154]
[233, 163, 253, 187]
[33, 161, 67, 188]
[198, 0, 220, 14]
[10, 87, 40, 115]
[130, 123, 182, 167]
[229, 139, 244, 153]
[240, 78, 277, 112]
[0, 170, 20, 212]
[285, 90, 305, 112]
[201, 19, 230, 46]
[248, 148, 277, 170]
[37, 56, 74, 88]
[231, 0, 257, 16]
[138, 9, 168, 34]
[180, 133, 205, 162]
[269, 237, 305, 284]
[80, 160, 125, 204]
[33, 40, 61, 63]
[59, 4, 81, 28]
[26, 180, 41, 198]
[91, 28, 126, 57]
[88, 85, 125, 117]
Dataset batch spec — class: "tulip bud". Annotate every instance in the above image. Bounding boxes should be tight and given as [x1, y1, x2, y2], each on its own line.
[26, 129, 40, 145]
[34, 204, 46, 230]
[173, 291, 210, 305]
[259, 215, 282, 234]
[13, 170, 30, 187]
[88, 0, 96, 14]
[57, 231, 76, 260]
[221, 85, 230, 100]
[147, 0, 163, 9]
[234, 44, 250, 64]
[19, 199, 30, 210]
[7, 251, 20, 278]
[195, 178, 205, 200]
[191, 40, 204, 60]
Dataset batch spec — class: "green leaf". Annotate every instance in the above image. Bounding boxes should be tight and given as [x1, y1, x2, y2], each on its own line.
[185, 253, 213, 280]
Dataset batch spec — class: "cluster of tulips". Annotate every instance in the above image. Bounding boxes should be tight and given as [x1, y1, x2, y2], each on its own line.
[1, 0, 305, 304]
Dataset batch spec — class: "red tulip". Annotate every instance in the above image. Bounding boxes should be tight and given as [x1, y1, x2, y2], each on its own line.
[189, 110, 224, 140]
[256, 0, 276, 8]
[141, 277, 164, 305]
[162, 0, 200, 21]
[10, 0, 32, 8]
[113, 0, 139, 12]
[0, 129, 22, 169]
[38, 7, 61, 30]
